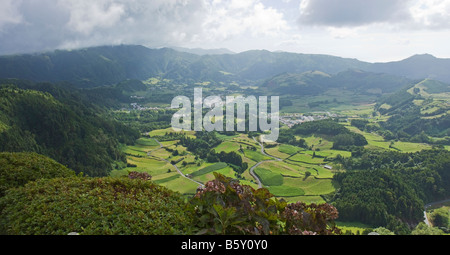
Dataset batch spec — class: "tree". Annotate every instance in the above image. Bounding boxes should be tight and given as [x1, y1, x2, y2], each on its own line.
[372, 227, 395, 235]
[411, 222, 444, 235]
[304, 171, 312, 180]
[332, 134, 354, 149]
[430, 208, 449, 229]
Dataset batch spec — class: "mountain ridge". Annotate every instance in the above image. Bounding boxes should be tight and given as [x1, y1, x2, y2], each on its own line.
[0, 45, 449, 87]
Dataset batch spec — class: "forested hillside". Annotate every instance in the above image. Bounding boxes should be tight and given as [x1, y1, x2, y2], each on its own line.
[369, 54, 450, 83]
[333, 149, 450, 234]
[0, 83, 140, 176]
[0, 46, 198, 87]
[261, 69, 412, 96]
[374, 79, 450, 141]
[0, 45, 370, 87]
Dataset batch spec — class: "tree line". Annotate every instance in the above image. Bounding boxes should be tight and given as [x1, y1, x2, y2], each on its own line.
[177, 131, 248, 173]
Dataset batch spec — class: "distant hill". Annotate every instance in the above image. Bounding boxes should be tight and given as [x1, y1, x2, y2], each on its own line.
[368, 54, 450, 83]
[0, 45, 199, 88]
[375, 78, 450, 139]
[261, 69, 412, 95]
[0, 45, 450, 88]
[0, 45, 369, 87]
[208, 50, 370, 81]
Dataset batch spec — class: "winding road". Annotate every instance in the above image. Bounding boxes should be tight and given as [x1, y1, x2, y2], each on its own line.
[147, 136, 285, 190]
[148, 139, 204, 188]
[423, 198, 450, 226]
[249, 137, 282, 189]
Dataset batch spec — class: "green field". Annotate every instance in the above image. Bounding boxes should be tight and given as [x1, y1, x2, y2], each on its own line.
[213, 141, 242, 153]
[390, 141, 432, 152]
[115, 134, 267, 194]
[287, 153, 325, 165]
[111, 136, 202, 194]
[148, 127, 196, 138]
[215, 133, 240, 141]
[303, 149, 351, 159]
[265, 147, 291, 159]
[278, 144, 303, 155]
[294, 134, 335, 152]
[136, 137, 160, 147]
[251, 153, 335, 204]
[117, 130, 340, 204]
[267, 185, 305, 197]
[158, 175, 200, 195]
[346, 125, 433, 152]
[336, 222, 372, 235]
[256, 161, 304, 178]
[116, 125, 440, 216]
[280, 89, 376, 114]
[346, 126, 392, 150]
[254, 168, 284, 186]
[282, 177, 335, 195]
[243, 149, 272, 162]
[190, 162, 228, 177]
[193, 166, 236, 184]
[111, 156, 175, 179]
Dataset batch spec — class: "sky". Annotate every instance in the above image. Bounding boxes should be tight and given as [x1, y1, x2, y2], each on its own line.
[1, 0, 450, 62]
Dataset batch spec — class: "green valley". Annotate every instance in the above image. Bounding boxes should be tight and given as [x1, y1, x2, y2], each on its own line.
[0, 45, 449, 236]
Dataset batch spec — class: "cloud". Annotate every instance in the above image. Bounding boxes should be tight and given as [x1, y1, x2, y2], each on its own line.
[409, 0, 450, 29]
[60, 0, 208, 49]
[0, 0, 72, 54]
[0, 0, 289, 55]
[0, 0, 23, 32]
[298, 0, 413, 27]
[66, 0, 126, 35]
[198, 0, 289, 43]
[298, 0, 450, 30]
[0, 0, 208, 54]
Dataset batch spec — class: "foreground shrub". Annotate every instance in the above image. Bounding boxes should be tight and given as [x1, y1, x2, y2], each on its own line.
[283, 201, 340, 235]
[187, 173, 340, 235]
[0, 152, 75, 197]
[0, 177, 193, 235]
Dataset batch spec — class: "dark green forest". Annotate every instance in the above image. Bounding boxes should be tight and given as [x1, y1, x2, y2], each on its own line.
[0, 83, 140, 177]
[332, 149, 450, 234]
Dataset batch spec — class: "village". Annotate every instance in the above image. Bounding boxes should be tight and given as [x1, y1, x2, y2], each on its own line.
[279, 112, 337, 128]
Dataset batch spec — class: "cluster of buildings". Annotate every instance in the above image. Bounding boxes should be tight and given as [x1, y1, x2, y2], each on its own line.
[279, 112, 337, 128]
